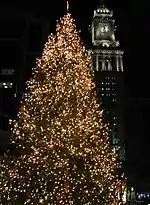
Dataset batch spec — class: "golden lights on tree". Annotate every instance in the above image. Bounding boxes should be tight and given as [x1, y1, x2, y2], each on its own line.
[0, 13, 122, 204]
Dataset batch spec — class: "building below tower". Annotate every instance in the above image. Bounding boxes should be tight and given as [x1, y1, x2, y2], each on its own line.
[0, 8, 50, 149]
[89, 2, 125, 170]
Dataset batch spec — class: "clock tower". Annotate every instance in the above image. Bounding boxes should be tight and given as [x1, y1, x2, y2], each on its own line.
[92, 3, 119, 48]
[89, 2, 125, 168]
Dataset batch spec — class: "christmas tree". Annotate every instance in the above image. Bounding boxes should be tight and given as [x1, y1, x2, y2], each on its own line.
[0, 13, 121, 204]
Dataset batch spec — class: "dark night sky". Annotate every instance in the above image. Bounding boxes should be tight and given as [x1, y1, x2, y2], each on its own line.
[1, 0, 150, 190]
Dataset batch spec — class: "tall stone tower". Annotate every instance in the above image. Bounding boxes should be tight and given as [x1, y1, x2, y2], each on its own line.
[89, 2, 125, 169]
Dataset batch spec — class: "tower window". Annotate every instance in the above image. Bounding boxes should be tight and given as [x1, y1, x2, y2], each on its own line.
[1, 69, 14, 75]
[0, 82, 13, 88]
[99, 58, 112, 71]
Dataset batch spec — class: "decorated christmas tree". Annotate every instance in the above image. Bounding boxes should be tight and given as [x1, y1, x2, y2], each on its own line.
[0, 12, 121, 205]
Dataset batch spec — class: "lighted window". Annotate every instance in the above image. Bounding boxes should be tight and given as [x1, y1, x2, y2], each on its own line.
[0, 82, 13, 88]
[1, 69, 14, 75]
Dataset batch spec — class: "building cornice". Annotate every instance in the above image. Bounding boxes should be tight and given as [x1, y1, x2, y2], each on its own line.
[88, 49, 124, 56]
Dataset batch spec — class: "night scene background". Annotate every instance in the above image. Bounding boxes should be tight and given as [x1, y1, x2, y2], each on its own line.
[0, 0, 150, 193]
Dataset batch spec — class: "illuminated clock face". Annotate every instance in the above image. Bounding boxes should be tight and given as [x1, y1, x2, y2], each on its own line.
[94, 22, 110, 40]
[100, 24, 109, 32]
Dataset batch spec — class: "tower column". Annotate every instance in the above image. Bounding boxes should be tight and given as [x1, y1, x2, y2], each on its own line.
[108, 59, 112, 71]
[102, 59, 105, 71]
[116, 55, 119, 71]
[96, 54, 99, 71]
[120, 56, 123, 72]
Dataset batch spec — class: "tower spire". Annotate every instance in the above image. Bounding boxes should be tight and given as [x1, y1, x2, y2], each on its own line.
[98, 0, 106, 7]
[66, 0, 69, 12]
